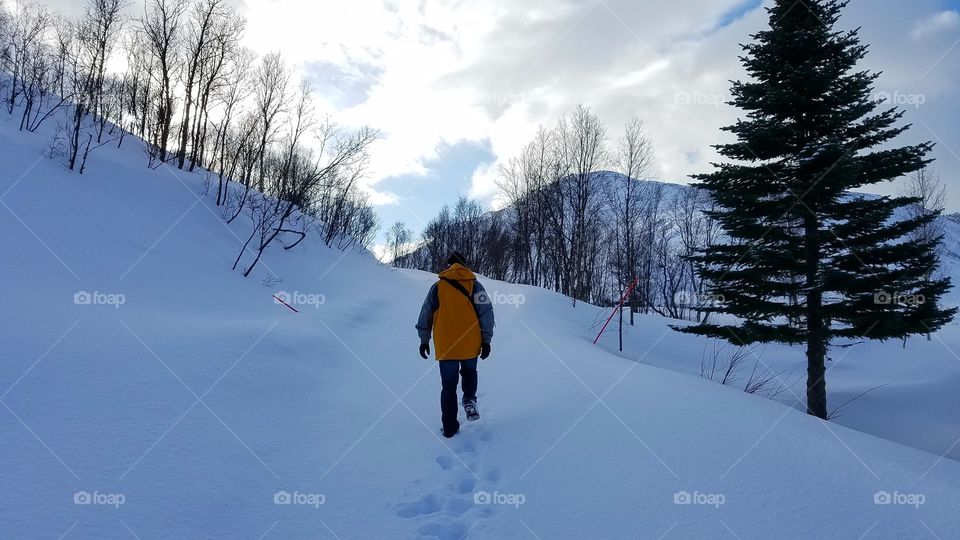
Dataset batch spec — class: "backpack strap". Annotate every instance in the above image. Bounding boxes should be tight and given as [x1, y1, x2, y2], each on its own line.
[440, 277, 473, 302]
[440, 277, 479, 318]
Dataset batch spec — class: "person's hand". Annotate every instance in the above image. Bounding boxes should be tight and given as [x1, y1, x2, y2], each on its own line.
[419, 343, 430, 359]
[480, 342, 491, 360]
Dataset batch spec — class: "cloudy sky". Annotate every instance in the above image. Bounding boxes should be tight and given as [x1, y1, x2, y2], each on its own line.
[46, 0, 960, 240]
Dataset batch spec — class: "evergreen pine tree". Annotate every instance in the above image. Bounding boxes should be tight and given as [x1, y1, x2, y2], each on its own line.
[678, 0, 956, 419]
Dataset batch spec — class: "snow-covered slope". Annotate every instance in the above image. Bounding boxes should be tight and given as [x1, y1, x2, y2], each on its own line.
[3, 115, 960, 539]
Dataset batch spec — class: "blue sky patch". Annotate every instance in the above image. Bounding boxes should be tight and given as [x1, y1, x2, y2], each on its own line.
[373, 139, 496, 239]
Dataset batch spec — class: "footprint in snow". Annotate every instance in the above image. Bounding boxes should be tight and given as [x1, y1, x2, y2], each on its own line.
[451, 475, 477, 494]
[435, 454, 453, 470]
[396, 493, 442, 518]
[457, 439, 477, 453]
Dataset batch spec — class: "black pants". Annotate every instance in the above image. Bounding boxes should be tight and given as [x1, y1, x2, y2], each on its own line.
[439, 359, 477, 434]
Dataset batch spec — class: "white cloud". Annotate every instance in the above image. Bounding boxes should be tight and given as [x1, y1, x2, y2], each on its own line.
[235, 0, 766, 207]
[911, 10, 960, 39]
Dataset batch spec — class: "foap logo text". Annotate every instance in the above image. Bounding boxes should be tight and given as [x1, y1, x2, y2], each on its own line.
[74, 490, 125, 508]
[274, 291, 326, 309]
[674, 490, 726, 508]
[274, 490, 325, 508]
[74, 290, 126, 308]
[475, 290, 526, 308]
[874, 491, 925, 508]
[474, 490, 525, 508]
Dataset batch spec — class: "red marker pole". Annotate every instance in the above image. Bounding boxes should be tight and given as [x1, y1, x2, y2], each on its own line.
[273, 294, 299, 313]
[594, 277, 638, 345]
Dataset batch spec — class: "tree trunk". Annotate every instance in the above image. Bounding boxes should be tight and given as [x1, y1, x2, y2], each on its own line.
[805, 321, 827, 418]
[67, 104, 85, 171]
[618, 301, 623, 352]
[804, 214, 827, 419]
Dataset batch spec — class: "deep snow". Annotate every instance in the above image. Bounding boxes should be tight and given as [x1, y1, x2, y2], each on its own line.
[2, 112, 960, 539]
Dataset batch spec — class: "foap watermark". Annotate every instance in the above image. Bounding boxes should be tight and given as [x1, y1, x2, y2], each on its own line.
[273, 490, 325, 508]
[873, 290, 925, 306]
[474, 290, 525, 309]
[873, 90, 926, 109]
[74, 290, 126, 308]
[874, 490, 925, 508]
[274, 291, 326, 309]
[74, 490, 125, 508]
[674, 291, 724, 307]
[674, 490, 726, 508]
[481, 92, 529, 109]
[474, 490, 525, 508]
[674, 91, 726, 108]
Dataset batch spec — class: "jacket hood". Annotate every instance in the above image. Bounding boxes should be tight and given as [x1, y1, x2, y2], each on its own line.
[438, 263, 475, 282]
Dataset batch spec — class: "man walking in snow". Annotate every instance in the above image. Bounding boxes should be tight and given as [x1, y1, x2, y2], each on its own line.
[416, 252, 495, 438]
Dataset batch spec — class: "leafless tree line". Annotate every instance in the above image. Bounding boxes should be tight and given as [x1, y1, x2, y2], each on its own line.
[393, 106, 721, 322]
[0, 0, 380, 276]
[392, 196, 512, 279]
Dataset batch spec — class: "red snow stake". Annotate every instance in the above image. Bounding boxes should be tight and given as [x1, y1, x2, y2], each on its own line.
[593, 277, 638, 345]
[273, 294, 299, 313]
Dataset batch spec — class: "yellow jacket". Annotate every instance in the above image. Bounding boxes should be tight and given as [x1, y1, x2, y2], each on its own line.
[416, 264, 495, 360]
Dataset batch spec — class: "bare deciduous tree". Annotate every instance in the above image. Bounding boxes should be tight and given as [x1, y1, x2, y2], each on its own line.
[608, 117, 653, 326]
[902, 167, 949, 341]
[64, 0, 124, 172]
[140, 0, 186, 165]
[385, 221, 412, 266]
[251, 51, 288, 190]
